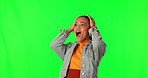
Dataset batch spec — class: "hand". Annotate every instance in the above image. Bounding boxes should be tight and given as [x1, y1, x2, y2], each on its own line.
[87, 15, 96, 28]
[66, 16, 79, 33]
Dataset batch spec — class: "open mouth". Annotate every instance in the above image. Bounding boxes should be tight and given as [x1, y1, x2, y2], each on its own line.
[76, 31, 81, 37]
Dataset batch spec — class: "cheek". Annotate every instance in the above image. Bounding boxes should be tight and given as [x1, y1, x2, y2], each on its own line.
[81, 29, 89, 36]
[81, 27, 89, 32]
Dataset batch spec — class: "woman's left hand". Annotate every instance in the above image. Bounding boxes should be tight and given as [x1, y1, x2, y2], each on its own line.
[87, 15, 96, 28]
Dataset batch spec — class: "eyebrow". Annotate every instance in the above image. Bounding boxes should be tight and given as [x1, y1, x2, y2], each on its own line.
[75, 22, 87, 24]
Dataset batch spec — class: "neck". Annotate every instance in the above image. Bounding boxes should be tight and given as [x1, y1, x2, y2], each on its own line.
[78, 39, 89, 44]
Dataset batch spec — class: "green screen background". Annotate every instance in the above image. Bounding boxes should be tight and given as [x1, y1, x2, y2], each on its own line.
[0, 0, 148, 78]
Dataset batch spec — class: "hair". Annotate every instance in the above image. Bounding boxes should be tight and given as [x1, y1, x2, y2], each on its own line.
[78, 15, 90, 25]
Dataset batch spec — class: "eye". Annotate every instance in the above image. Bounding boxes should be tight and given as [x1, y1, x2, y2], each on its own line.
[81, 24, 85, 26]
[74, 23, 77, 26]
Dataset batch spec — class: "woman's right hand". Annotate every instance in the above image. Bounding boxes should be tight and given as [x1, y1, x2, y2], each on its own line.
[66, 16, 79, 33]
[66, 24, 75, 33]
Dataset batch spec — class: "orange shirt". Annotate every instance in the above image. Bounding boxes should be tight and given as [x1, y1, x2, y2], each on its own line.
[69, 39, 89, 70]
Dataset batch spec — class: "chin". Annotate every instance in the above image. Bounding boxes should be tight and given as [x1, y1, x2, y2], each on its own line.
[77, 39, 83, 42]
[76, 39, 80, 42]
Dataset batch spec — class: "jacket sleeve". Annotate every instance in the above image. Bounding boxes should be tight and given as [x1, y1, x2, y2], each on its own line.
[89, 27, 106, 63]
[50, 29, 71, 60]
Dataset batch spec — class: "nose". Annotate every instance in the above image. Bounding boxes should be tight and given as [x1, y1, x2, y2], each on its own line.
[75, 25, 81, 29]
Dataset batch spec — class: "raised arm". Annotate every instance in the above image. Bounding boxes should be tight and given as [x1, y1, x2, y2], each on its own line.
[87, 15, 106, 63]
[50, 17, 78, 60]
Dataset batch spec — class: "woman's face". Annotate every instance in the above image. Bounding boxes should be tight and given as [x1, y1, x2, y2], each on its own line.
[74, 17, 90, 42]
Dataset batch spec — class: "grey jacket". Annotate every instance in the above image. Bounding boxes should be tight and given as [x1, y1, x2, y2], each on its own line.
[50, 27, 106, 78]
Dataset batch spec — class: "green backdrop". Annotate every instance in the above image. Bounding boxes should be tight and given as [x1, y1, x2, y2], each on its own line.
[0, 0, 148, 78]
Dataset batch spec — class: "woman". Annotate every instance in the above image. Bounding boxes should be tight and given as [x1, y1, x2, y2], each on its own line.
[50, 15, 106, 78]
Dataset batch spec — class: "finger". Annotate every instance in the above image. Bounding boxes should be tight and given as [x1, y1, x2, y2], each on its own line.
[87, 15, 96, 27]
[75, 16, 80, 20]
[87, 15, 93, 20]
[73, 16, 80, 24]
[87, 15, 94, 23]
